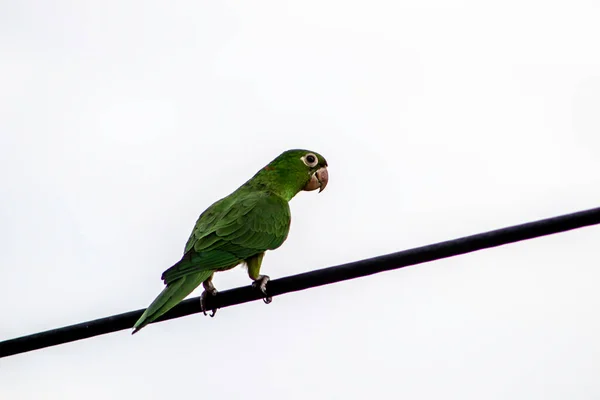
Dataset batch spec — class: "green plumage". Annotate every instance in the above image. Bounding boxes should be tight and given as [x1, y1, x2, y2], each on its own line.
[133, 149, 328, 333]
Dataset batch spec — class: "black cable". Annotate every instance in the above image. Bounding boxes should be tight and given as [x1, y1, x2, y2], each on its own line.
[2, 206, 599, 358]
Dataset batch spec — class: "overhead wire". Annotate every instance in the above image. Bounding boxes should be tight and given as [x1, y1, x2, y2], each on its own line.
[1, 206, 599, 358]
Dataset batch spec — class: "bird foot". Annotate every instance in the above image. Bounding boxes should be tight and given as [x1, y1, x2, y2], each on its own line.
[252, 275, 272, 304]
[200, 287, 218, 317]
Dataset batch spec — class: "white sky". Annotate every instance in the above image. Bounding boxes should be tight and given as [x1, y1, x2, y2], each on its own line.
[1, 1, 600, 399]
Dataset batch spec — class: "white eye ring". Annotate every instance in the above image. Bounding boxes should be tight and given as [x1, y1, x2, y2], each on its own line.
[302, 153, 318, 167]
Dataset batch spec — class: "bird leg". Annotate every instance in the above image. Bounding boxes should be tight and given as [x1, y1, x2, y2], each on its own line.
[252, 275, 272, 304]
[246, 253, 272, 304]
[200, 278, 218, 317]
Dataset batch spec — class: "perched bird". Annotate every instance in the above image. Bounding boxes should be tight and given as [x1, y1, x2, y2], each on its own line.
[132, 149, 329, 333]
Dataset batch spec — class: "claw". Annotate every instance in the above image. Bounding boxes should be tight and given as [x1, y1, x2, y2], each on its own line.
[200, 287, 218, 317]
[252, 275, 272, 304]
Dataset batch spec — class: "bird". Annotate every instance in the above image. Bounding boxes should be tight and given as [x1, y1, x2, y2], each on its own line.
[132, 149, 329, 333]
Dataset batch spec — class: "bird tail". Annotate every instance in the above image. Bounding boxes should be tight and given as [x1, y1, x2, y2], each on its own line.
[132, 271, 212, 334]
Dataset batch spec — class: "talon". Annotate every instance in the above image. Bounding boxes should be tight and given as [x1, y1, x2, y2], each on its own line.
[252, 275, 272, 304]
[200, 287, 218, 317]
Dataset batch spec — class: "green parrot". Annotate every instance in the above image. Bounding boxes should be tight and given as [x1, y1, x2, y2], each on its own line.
[132, 149, 328, 333]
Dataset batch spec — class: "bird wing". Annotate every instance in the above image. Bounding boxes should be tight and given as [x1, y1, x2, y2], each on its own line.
[161, 191, 291, 285]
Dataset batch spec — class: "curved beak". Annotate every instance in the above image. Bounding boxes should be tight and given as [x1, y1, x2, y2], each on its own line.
[303, 166, 329, 193]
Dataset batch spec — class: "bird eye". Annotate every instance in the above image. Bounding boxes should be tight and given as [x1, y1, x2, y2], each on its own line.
[303, 153, 318, 167]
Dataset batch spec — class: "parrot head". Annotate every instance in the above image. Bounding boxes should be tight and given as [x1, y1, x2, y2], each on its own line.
[254, 149, 329, 201]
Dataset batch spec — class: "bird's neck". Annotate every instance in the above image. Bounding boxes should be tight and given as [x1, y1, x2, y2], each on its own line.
[244, 167, 307, 202]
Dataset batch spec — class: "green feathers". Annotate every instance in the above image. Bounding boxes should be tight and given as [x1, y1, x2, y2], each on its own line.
[132, 272, 211, 334]
[132, 149, 328, 333]
[161, 192, 291, 284]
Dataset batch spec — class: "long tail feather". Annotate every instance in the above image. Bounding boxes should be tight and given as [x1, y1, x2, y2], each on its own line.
[132, 271, 212, 334]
